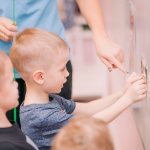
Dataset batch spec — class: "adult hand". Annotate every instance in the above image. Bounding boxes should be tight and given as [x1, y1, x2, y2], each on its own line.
[0, 17, 17, 42]
[94, 35, 126, 73]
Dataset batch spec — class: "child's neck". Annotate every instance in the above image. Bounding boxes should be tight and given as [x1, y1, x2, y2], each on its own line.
[24, 84, 49, 105]
[0, 109, 12, 128]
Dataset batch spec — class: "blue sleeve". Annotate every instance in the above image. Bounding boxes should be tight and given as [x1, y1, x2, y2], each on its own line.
[53, 95, 76, 114]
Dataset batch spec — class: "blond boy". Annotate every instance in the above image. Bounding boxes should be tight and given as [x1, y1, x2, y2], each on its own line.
[10, 28, 146, 150]
[53, 117, 114, 150]
[0, 51, 38, 150]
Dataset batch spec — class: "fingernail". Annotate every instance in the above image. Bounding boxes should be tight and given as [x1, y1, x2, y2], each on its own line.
[120, 67, 127, 73]
[108, 67, 112, 72]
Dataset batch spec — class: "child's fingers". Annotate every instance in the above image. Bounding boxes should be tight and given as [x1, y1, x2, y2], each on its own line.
[133, 82, 146, 91]
[128, 72, 137, 79]
[128, 75, 142, 84]
[140, 84, 147, 90]
[128, 72, 145, 82]
[137, 84, 147, 93]
[128, 72, 139, 79]
[138, 89, 147, 95]
[130, 73, 146, 84]
[139, 94, 146, 100]
[131, 72, 137, 76]
[135, 79, 146, 85]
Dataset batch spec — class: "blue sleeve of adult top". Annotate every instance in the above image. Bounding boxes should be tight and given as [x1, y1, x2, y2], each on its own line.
[0, 0, 66, 78]
[0, 0, 65, 54]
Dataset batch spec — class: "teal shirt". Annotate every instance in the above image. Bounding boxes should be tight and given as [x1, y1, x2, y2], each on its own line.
[0, 0, 66, 77]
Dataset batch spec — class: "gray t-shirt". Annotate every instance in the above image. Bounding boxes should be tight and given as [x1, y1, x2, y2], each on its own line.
[20, 94, 75, 150]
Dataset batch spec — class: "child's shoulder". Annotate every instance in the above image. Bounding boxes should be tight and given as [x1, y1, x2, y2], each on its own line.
[50, 94, 67, 101]
[20, 95, 67, 117]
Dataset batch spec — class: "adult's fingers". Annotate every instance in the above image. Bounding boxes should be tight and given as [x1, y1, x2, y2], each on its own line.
[112, 50, 124, 67]
[4, 23, 17, 32]
[101, 58, 113, 72]
[109, 56, 126, 73]
[0, 25, 16, 37]
[1, 17, 17, 32]
[0, 32, 11, 42]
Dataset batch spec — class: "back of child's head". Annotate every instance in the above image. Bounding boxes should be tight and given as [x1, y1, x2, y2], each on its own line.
[10, 28, 68, 81]
[52, 117, 114, 150]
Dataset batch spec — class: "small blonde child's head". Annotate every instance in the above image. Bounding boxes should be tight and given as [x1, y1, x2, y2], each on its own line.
[53, 117, 114, 150]
[0, 51, 18, 112]
[10, 28, 69, 93]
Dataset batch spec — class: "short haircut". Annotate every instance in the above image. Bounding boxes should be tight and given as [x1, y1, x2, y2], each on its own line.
[52, 117, 114, 150]
[10, 28, 68, 80]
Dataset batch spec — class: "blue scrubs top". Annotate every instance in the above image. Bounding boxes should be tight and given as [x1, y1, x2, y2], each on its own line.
[0, 0, 65, 54]
[0, 0, 66, 78]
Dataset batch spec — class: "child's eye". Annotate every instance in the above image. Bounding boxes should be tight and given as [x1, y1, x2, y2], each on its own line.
[12, 80, 16, 84]
[61, 68, 65, 72]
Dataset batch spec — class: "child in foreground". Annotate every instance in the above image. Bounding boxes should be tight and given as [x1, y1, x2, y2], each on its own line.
[10, 28, 147, 150]
[52, 116, 114, 150]
[0, 51, 38, 150]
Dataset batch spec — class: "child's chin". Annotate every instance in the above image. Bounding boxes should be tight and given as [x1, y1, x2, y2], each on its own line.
[9, 101, 19, 111]
[15, 101, 19, 107]
[55, 88, 62, 94]
[53, 86, 63, 94]
[57, 89, 62, 93]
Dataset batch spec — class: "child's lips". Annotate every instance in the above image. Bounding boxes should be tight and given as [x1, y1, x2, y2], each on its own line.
[60, 79, 67, 89]
[63, 79, 67, 84]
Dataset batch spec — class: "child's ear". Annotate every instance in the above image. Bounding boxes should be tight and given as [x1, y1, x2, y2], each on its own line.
[32, 70, 45, 85]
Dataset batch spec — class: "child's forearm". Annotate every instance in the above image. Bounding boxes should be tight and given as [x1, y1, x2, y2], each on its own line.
[75, 90, 123, 115]
[92, 96, 132, 123]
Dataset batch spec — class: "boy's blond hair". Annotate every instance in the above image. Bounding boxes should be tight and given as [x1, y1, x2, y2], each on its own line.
[10, 28, 68, 80]
[53, 117, 114, 150]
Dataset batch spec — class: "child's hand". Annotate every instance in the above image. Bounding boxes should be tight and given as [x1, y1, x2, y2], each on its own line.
[126, 72, 144, 85]
[124, 74, 147, 103]
[0, 17, 17, 42]
[120, 72, 141, 96]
